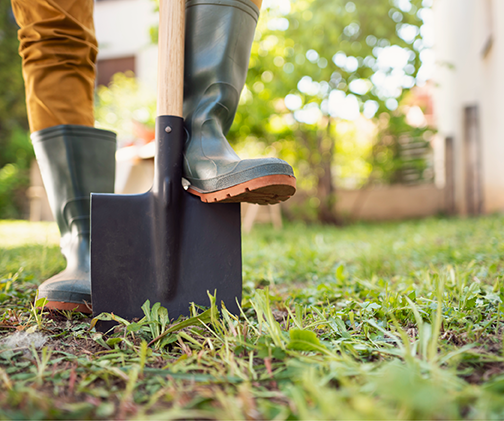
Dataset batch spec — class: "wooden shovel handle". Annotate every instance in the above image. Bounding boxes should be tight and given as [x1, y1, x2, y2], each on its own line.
[157, 0, 185, 117]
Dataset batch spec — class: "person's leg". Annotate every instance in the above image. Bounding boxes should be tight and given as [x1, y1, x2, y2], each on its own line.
[11, 0, 97, 132]
[11, 0, 116, 313]
[183, 0, 296, 205]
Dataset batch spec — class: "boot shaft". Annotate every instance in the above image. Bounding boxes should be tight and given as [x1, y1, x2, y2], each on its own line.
[183, 0, 259, 136]
[31, 125, 116, 239]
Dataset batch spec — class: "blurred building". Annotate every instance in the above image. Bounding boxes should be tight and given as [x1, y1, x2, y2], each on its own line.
[94, 0, 158, 196]
[95, 0, 158, 91]
[433, 0, 504, 215]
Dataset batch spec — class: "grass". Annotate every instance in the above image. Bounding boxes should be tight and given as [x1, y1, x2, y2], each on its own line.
[1, 216, 504, 420]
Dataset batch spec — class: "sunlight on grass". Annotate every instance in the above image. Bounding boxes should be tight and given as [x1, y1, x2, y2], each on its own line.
[1, 216, 504, 419]
[0, 221, 59, 248]
[0, 221, 63, 293]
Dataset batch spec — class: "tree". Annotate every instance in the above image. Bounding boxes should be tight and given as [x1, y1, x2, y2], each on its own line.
[228, 0, 430, 223]
[0, 3, 32, 219]
[0, 3, 29, 166]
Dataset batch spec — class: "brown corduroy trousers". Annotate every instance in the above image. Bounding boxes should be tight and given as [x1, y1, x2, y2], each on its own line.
[11, 0, 262, 134]
[11, 0, 97, 133]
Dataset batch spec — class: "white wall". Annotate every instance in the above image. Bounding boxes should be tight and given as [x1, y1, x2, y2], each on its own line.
[433, 0, 504, 214]
[94, 0, 158, 93]
[480, 1, 504, 212]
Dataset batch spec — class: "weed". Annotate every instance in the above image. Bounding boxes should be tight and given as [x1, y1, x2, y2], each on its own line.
[1, 217, 504, 419]
[29, 296, 47, 331]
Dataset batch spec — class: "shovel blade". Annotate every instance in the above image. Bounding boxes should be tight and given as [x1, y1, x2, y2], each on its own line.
[90, 190, 241, 324]
[90, 191, 156, 320]
[174, 192, 242, 316]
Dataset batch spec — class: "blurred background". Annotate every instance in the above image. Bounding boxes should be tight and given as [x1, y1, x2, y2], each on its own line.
[0, 0, 501, 228]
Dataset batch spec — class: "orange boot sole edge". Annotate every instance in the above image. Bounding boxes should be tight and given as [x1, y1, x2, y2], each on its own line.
[40, 300, 93, 314]
[187, 174, 296, 205]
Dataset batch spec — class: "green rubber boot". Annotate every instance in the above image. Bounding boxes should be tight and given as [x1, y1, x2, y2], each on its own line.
[32, 125, 116, 313]
[183, 0, 296, 205]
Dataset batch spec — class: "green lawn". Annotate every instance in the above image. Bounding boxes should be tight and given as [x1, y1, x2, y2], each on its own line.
[1, 216, 504, 420]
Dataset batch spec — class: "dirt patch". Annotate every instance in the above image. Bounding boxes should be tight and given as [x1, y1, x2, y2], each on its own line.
[440, 330, 468, 347]
[461, 361, 504, 385]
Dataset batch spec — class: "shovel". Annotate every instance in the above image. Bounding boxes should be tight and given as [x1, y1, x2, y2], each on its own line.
[90, 0, 242, 328]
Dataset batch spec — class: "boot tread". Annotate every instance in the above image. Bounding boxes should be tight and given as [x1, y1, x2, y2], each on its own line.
[188, 174, 296, 204]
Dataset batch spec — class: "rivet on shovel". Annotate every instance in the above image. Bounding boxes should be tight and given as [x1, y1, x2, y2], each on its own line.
[165, 126, 172, 133]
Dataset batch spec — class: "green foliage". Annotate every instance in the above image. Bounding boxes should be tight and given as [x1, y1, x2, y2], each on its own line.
[0, 4, 32, 219]
[370, 113, 434, 184]
[91, 298, 212, 351]
[0, 127, 32, 171]
[0, 129, 33, 220]
[0, 162, 29, 219]
[227, 0, 431, 220]
[94, 72, 156, 142]
[287, 328, 327, 352]
[237, 0, 424, 127]
[0, 3, 28, 156]
[2, 216, 504, 419]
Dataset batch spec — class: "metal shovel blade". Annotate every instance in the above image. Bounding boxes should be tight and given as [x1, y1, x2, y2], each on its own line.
[90, 116, 242, 326]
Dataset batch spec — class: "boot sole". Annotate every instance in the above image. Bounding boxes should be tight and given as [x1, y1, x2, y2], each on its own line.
[188, 174, 296, 204]
[43, 300, 93, 314]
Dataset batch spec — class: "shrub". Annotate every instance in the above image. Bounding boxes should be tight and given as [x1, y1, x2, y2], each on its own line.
[0, 162, 29, 219]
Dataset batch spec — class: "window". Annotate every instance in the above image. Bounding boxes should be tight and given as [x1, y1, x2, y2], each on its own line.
[96, 56, 136, 86]
[482, 0, 493, 57]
